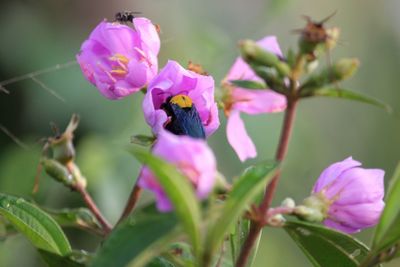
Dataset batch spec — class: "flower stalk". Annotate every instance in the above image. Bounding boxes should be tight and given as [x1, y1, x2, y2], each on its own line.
[236, 54, 301, 267]
[73, 181, 113, 235]
[117, 182, 143, 224]
[236, 96, 298, 267]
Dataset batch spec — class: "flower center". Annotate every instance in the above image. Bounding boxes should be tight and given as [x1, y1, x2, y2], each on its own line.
[109, 53, 129, 77]
[169, 94, 193, 108]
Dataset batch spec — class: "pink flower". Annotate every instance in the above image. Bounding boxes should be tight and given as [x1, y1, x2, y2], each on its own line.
[142, 60, 220, 137]
[312, 157, 385, 233]
[223, 36, 287, 161]
[138, 132, 217, 212]
[77, 18, 160, 99]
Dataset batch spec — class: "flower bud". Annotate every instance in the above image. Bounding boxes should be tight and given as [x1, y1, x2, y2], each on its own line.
[48, 114, 79, 164]
[267, 214, 286, 227]
[41, 158, 73, 187]
[41, 159, 87, 189]
[281, 198, 296, 209]
[303, 157, 385, 233]
[333, 58, 360, 80]
[239, 40, 290, 77]
[301, 58, 360, 91]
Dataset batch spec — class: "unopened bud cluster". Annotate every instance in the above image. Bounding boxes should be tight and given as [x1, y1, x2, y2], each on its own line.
[40, 115, 86, 190]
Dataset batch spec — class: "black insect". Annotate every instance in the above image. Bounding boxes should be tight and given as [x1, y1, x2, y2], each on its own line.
[114, 11, 141, 23]
[161, 94, 206, 139]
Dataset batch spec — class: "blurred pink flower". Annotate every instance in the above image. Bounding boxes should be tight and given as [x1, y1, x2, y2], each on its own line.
[312, 157, 385, 233]
[223, 36, 287, 161]
[142, 60, 220, 137]
[77, 18, 160, 99]
[138, 132, 217, 212]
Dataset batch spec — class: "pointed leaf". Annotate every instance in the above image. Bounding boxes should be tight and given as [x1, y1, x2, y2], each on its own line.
[46, 207, 103, 236]
[90, 205, 179, 267]
[204, 162, 278, 263]
[39, 249, 91, 267]
[229, 80, 266, 90]
[131, 135, 156, 147]
[129, 147, 202, 258]
[302, 87, 391, 112]
[0, 194, 71, 255]
[284, 220, 370, 267]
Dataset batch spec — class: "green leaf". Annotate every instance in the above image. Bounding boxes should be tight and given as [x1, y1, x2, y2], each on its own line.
[302, 87, 391, 112]
[284, 220, 370, 267]
[146, 257, 175, 267]
[45, 207, 103, 236]
[129, 147, 202, 258]
[39, 249, 91, 267]
[0, 194, 71, 255]
[361, 162, 400, 265]
[229, 80, 266, 90]
[204, 162, 278, 264]
[90, 205, 178, 267]
[131, 135, 156, 147]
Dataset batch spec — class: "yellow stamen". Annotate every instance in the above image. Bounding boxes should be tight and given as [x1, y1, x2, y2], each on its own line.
[110, 69, 128, 76]
[170, 94, 193, 108]
[109, 53, 129, 64]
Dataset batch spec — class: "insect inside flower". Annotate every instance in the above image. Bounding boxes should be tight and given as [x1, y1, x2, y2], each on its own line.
[161, 94, 206, 139]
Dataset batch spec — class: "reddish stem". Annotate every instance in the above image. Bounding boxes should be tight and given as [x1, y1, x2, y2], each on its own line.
[74, 183, 112, 235]
[236, 98, 298, 267]
[117, 183, 142, 224]
[260, 99, 298, 211]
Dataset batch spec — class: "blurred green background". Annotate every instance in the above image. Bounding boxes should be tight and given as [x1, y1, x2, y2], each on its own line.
[0, 0, 399, 266]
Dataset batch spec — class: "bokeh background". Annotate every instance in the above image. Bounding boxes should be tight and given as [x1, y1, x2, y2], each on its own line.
[1, 0, 399, 266]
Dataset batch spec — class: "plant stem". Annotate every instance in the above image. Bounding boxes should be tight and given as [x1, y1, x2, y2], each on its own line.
[260, 99, 298, 211]
[117, 182, 142, 224]
[74, 183, 112, 235]
[236, 97, 298, 267]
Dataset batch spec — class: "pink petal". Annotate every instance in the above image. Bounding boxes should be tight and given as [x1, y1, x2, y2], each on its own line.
[327, 201, 385, 232]
[92, 21, 138, 55]
[323, 219, 360, 234]
[313, 157, 361, 193]
[133, 17, 160, 55]
[257, 36, 283, 58]
[231, 88, 287, 115]
[143, 60, 219, 137]
[126, 59, 149, 88]
[227, 110, 257, 162]
[328, 168, 385, 204]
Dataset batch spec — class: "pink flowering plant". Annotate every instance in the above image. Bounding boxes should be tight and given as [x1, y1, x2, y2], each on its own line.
[2, 12, 400, 267]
